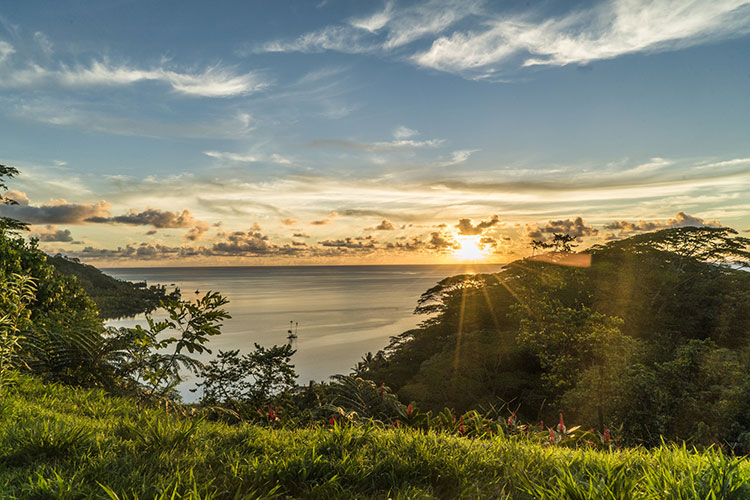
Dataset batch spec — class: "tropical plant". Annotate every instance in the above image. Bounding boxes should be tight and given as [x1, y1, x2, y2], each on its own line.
[0, 273, 37, 387]
[111, 291, 230, 399]
[199, 343, 297, 417]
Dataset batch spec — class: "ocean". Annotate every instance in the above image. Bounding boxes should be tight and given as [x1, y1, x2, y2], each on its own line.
[103, 264, 502, 397]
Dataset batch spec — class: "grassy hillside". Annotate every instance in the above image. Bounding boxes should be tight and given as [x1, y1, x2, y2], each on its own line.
[1, 375, 748, 499]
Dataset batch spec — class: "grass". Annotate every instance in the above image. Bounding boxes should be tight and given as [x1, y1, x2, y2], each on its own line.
[0, 375, 749, 499]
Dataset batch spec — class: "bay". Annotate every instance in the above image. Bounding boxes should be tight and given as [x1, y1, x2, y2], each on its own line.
[103, 264, 502, 397]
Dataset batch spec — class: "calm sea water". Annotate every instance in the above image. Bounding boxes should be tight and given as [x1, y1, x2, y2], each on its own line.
[103, 264, 502, 397]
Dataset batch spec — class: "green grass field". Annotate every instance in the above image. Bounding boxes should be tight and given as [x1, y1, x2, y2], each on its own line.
[1, 375, 748, 499]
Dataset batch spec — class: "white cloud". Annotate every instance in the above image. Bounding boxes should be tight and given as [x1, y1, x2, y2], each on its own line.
[349, 1, 394, 32]
[203, 150, 293, 165]
[0, 54, 267, 97]
[448, 149, 477, 164]
[414, 0, 750, 75]
[204, 151, 262, 163]
[33, 31, 53, 55]
[310, 137, 444, 152]
[58, 60, 267, 97]
[0, 40, 14, 63]
[12, 98, 256, 139]
[393, 125, 418, 139]
[255, 0, 480, 54]
[381, 0, 482, 50]
[255, 0, 750, 78]
[259, 25, 375, 54]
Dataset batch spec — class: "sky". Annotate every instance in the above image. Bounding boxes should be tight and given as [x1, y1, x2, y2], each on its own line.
[0, 0, 749, 266]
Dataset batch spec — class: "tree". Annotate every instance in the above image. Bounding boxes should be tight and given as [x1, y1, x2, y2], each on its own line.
[110, 291, 231, 400]
[198, 343, 297, 415]
[0, 164, 29, 233]
[0, 274, 37, 388]
[531, 233, 577, 254]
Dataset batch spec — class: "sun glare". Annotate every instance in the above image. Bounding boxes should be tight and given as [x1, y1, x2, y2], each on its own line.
[453, 235, 488, 261]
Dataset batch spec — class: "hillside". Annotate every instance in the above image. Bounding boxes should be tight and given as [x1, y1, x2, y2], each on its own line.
[1, 374, 748, 499]
[46, 254, 177, 319]
[359, 227, 750, 448]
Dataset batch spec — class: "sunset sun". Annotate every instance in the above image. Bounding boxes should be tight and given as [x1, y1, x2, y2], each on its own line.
[453, 235, 489, 261]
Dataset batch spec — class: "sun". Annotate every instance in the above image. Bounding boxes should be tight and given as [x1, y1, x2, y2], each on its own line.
[453, 235, 489, 261]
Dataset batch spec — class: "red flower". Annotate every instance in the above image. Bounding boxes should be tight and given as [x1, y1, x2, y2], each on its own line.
[459, 425, 465, 435]
[540, 420, 544, 430]
[393, 420, 400, 428]
[507, 413, 515, 427]
[558, 413, 566, 434]
[329, 417, 335, 426]
[603, 426, 611, 445]
[549, 428, 555, 445]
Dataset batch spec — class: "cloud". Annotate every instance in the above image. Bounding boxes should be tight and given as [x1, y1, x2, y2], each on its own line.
[526, 217, 599, 241]
[203, 150, 294, 165]
[429, 231, 458, 251]
[3, 190, 29, 206]
[77, 242, 188, 260]
[211, 230, 277, 255]
[293, 232, 311, 238]
[393, 125, 418, 140]
[256, 0, 750, 79]
[367, 219, 395, 231]
[12, 100, 258, 139]
[0, 46, 267, 97]
[605, 211, 722, 235]
[0, 197, 110, 224]
[446, 149, 477, 165]
[349, 1, 394, 32]
[319, 235, 376, 249]
[413, 0, 750, 76]
[185, 222, 210, 241]
[256, 0, 480, 54]
[280, 218, 298, 226]
[0, 41, 14, 64]
[30, 225, 73, 242]
[203, 151, 262, 163]
[456, 215, 500, 235]
[33, 32, 53, 55]
[309, 137, 443, 152]
[87, 208, 197, 228]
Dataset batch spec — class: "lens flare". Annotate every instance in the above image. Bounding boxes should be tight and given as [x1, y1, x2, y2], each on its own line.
[453, 235, 488, 261]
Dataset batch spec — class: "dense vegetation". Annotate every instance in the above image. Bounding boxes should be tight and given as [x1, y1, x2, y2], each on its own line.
[46, 254, 178, 319]
[2, 374, 749, 500]
[359, 226, 750, 449]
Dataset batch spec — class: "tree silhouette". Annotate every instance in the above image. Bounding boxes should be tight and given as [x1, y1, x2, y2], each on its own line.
[0, 164, 29, 233]
[530, 233, 577, 254]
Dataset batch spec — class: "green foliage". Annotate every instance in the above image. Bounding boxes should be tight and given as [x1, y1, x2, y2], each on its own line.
[0, 231, 101, 335]
[46, 254, 180, 319]
[2, 375, 750, 499]
[199, 344, 297, 417]
[518, 305, 624, 394]
[109, 291, 231, 399]
[362, 226, 750, 447]
[0, 274, 37, 387]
